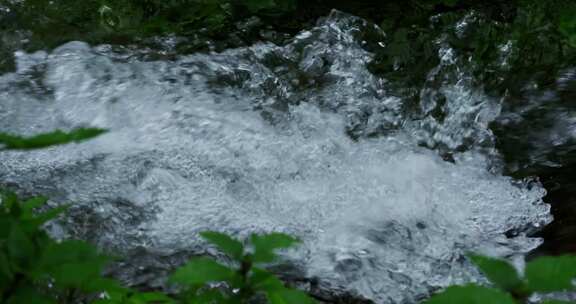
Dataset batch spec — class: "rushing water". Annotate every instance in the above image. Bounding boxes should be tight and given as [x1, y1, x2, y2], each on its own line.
[0, 11, 554, 303]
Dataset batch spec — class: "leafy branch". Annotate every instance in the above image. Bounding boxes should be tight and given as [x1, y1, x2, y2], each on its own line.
[425, 254, 576, 304]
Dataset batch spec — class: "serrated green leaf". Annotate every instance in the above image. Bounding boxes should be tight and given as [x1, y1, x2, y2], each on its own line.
[267, 288, 316, 304]
[170, 257, 235, 286]
[200, 231, 244, 261]
[424, 285, 516, 304]
[541, 300, 575, 304]
[0, 128, 107, 150]
[468, 254, 524, 291]
[526, 256, 576, 292]
[251, 233, 299, 264]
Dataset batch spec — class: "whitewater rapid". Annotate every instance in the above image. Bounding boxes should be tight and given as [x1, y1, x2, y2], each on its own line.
[0, 11, 551, 303]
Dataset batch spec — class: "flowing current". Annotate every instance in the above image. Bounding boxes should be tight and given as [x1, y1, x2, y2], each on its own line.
[0, 11, 552, 303]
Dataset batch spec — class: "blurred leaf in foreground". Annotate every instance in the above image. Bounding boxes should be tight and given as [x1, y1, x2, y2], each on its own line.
[467, 254, 525, 292]
[424, 285, 516, 304]
[0, 128, 106, 150]
[525, 255, 576, 292]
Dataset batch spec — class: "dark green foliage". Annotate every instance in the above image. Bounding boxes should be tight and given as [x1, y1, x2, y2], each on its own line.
[424, 285, 516, 304]
[0, 191, 115, 303]
[250, 233, 299, 263]
[0, 191, 313, 303]
[171, 257, 238, 286]
[367, 0, 576, 111]
[0, 128, 107, 150]
[170, 231, 314, 303]
[0, 127, 312, 303]
[2, 0, 298, 52]
[3, 2, 576, 300]
[559, 5, 576, 47]
[2, 189, 576, 303]
[467, 254, 524, 292]
[199, 231, 244, 261]
[427, 253, 576, 303]
[0, 191, 175, 304]
[525, 256, 576, 292]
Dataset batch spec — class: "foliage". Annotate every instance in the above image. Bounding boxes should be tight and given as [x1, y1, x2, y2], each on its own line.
[0, 190, 313, 303]
[2, 0, 298, 51]
[558, 4, 576, 48]
[4, 187, 576, 303]
[1, 130, 576, 303]
[170, 231, 315, 303]
[369, 0, 576, 98]
[425, 253, 576, 304]
[0, 128, 107, 150]
[425, 285, 516, 304]
[0, 191, 169, 303]
[3, 2, 576, 302]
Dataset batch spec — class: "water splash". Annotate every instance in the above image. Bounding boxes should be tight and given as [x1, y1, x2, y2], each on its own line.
[0, 11, 551, 303]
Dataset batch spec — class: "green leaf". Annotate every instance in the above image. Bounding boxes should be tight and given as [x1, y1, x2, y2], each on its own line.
[38, 240, 110, 290]
[251, 268, 284, 292]
[267, 288, 316, 304]
[468, 254, 524, 291]
[0, 251, 14, 283]
[7, 222, 35, 263]
[541, 301, 575, 304]
[51, 262, 107, 290]
[128, 292, 175, 304]
[28, 205, 68, 228]
[0, 217, 13, 239]
[200, 231, 244, 261]
[20, 196, 49, 214]
[169, 257, 235, 286]
[192, 289, 229, 304]
[559, 6, 576, 48]
[6, 286, 55, 304]
[91, 288, 131, 304]
[0, 128, 107, 150]
[13, 194, 67, 232]
[0, 191, 19, 214]
[84, 277, 126, 293]
[251, 233, 300, 264]
[39, 240, 107, 270]
[424, 285, 516, 304]
[525, 256, 576, 292]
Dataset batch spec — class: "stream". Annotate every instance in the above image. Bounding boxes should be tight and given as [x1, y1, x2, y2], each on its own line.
[0, 9, 573, 303]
